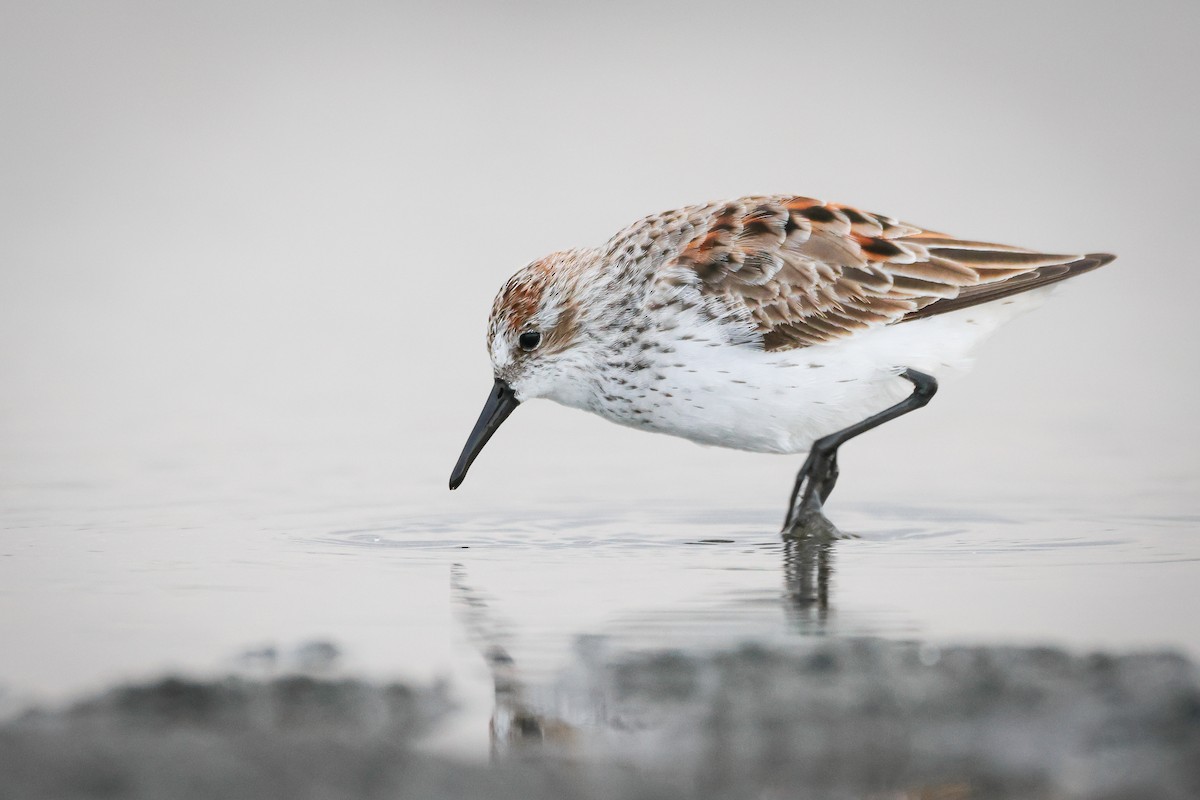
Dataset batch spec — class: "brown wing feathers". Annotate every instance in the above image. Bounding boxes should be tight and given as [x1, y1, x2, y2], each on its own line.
[901, 251, 1113, 321]
[667, 195, 1113, 351]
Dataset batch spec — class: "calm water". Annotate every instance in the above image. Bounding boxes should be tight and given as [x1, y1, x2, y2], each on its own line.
[2, 431, 1198, 766]
[2, 423, 1199, 800]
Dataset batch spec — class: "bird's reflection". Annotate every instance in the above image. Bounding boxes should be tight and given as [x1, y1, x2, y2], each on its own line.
[782, 534, 835, 633]
[451, 532, 844, 760]
[450, 565, 577, 759]
[441, 520, 1197, 800]
[450, 537, 988, 798]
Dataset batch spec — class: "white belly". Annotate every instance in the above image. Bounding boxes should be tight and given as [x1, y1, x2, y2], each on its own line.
[590, 293, 1046, 454]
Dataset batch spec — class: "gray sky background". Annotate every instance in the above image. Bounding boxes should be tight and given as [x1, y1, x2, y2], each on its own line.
[2, 1, 1197, 516]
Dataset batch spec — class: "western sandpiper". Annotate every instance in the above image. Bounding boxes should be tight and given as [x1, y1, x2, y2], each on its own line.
[449, 195, 1113, 536]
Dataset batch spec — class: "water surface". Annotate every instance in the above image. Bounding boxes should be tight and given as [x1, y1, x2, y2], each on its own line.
[3, 439, 1197, 750]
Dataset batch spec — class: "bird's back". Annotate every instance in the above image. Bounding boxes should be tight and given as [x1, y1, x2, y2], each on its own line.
[598, 194, 1112, 352]
[578, 195, 1112, 453]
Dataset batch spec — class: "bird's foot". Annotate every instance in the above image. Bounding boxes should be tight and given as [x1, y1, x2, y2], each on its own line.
[783, 504, 843, 540]
[783, 444, 842, 537]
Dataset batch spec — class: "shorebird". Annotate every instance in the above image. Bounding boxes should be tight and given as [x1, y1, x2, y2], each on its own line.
[449, 195, 1113, 536]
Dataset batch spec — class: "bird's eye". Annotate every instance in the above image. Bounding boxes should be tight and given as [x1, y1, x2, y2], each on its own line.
[518, 331, 542, 351]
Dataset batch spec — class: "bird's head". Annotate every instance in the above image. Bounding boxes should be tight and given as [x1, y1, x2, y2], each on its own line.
[449, 251, 591, 489]
[486, 251, 588, 401]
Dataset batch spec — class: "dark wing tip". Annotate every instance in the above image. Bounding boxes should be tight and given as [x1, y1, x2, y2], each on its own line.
[1086, 252, 1117, 268]
[898, 250, 1115, 323]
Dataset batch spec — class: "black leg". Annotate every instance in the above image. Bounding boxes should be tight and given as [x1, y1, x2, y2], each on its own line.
[783, 368, 938, 535]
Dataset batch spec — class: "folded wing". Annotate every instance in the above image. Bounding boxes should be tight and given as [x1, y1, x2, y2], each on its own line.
[662, 195, 1113, 351]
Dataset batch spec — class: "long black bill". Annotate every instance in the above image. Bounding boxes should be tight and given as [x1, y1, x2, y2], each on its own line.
[449, 380, 520, 490]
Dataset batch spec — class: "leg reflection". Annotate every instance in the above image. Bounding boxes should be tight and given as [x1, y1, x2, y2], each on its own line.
[782, 536, 834, 633]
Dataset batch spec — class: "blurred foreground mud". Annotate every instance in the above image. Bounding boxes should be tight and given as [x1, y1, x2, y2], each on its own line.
[2, 640, 1198, 800]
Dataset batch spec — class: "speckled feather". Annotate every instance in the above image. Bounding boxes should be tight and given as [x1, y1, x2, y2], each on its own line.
[603, 195, 1110, 350]
[483, 195, 1113, 455]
